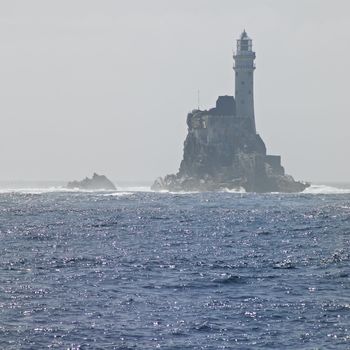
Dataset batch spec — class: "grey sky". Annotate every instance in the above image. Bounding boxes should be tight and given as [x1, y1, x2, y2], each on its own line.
[0, 0, 349, 182]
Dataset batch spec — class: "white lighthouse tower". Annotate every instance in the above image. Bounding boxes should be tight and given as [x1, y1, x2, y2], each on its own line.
[233, 30, 256, 133]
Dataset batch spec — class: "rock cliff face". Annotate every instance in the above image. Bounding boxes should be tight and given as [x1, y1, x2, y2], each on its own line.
[152, 96, 309, 193]
[67, 173, 116, 190]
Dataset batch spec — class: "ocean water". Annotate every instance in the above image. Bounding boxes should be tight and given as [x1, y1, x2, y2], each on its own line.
[0, 185, 349, 349]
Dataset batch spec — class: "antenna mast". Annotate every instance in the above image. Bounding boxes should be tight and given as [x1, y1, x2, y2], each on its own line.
[197, 89, 200, 110]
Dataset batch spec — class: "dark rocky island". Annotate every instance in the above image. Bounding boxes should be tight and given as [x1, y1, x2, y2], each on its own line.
[67, 173, 116, 190]
[152, 31, 309, 193]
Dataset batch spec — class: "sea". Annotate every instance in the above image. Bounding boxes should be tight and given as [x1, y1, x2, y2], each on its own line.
[0, 182, 349, 349]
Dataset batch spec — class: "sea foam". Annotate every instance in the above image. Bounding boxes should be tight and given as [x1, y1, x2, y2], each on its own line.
[303, 184, 350, 194]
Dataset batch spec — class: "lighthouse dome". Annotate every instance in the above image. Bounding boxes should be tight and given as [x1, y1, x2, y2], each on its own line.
[240, 30, 251, 40]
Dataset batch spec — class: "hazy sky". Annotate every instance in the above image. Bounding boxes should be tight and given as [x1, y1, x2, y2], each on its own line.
[0, 0, 349, 182]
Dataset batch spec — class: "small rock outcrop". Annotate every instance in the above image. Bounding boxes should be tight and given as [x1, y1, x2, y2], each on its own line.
[67, 173, 116, 190]
[152, 96, 309, 193]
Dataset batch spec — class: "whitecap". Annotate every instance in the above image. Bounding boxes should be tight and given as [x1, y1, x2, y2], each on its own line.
[101, 192, 133, 197]
[221, 187, 246, 193]
[303, 184, 350, 195]
[0, 187, 118, 195]
[0, 187, 72, 194]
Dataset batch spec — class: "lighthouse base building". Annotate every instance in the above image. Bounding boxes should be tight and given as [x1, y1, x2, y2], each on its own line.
[152, 32, 309, 193]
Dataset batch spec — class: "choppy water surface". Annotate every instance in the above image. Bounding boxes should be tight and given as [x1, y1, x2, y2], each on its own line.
[0, 188, 349, 349]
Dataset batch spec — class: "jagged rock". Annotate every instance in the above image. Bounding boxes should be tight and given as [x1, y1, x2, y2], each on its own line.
[67, 173, 116, 190]
[152, 97, 309, 193]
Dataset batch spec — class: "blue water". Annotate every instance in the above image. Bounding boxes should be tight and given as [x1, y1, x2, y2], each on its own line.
[0, 189, 349, 349]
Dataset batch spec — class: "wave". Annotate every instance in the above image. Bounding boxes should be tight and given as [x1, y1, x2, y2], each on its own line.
[0, 185, 152, 195]
[221, 187, 246, 193]
[101, 192, 133, 197]
[303, 184, 350, 194]
[160, 187, 246, 195]
[1, 184, 349, 195]
[0, 187, 73, 194]
[169, 191, 200, 195]
[0, 187, 127, 195]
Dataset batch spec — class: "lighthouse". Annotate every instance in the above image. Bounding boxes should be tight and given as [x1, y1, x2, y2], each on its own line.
[152, 30, 309, 193]
[233, 30, 256, 133]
